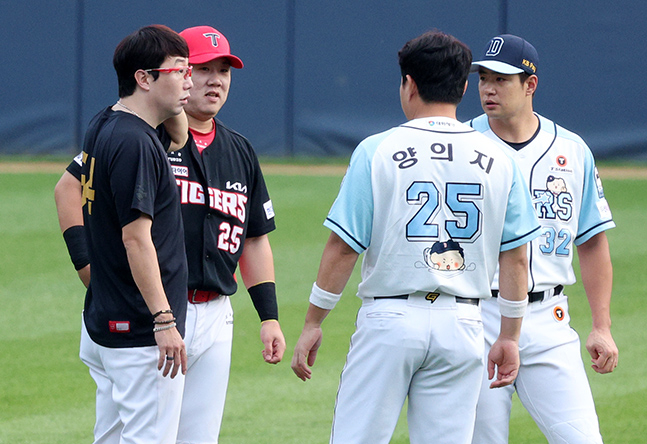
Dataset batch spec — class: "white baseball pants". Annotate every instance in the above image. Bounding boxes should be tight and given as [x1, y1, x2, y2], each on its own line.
[176, 296, 234, 444]
[472, 293, 603, 444]
[80, 317, 185, 444]
[331, 293, 484, 444]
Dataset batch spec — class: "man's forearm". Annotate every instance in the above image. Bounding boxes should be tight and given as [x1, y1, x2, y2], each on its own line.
[163, 110, 189, 152]
[239, 235, 275, 288]
[497, 244, 529, 339]
[578, 232, 613, 330]
[54, 171, 84, 231]
[497, 244, 529, 302]
[315, 232, 360, 295]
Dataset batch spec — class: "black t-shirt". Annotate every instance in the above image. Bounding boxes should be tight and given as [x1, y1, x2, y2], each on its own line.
[79, 108, 188, 348]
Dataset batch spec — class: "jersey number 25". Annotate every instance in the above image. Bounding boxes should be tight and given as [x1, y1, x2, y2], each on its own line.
[218, 222, 244, 254]
[406, 181, 482, 242]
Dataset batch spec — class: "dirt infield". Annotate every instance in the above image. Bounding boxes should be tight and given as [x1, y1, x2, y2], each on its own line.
[1, 161, 646, 179]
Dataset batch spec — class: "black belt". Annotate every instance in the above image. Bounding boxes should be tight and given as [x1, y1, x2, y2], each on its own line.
[491, 285, 563, 303]
[377, 294, 479, 306]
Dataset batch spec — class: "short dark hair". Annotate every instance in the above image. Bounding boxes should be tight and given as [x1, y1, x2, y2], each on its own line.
[518, 72, 531, 84]
[113, 24, 189, 98]
[398, 30, 472, 105]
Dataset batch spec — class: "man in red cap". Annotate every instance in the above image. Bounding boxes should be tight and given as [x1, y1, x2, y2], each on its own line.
[55, 25, 286, 443]
[170, 24, 286, 444]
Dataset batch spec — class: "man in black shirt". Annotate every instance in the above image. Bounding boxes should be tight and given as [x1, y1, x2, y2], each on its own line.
[62, 25, 192, 444]
[56, 25, 285, 443]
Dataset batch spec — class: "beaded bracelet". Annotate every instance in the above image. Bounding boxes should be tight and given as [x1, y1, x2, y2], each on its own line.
[153, 317, 177, 325]
[153, 322, 177, 333]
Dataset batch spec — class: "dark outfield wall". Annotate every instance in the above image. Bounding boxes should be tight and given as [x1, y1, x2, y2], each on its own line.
[1, 0, 645, 159]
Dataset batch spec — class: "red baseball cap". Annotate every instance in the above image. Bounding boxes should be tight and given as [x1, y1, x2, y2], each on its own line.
[179, 26, 244, 68]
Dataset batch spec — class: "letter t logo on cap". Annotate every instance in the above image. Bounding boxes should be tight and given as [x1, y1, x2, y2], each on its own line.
[203, 32, 221, 47]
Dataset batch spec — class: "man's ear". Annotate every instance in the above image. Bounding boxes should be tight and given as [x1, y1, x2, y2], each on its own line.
[462, 79, 468, 96]
[403, 74, 418, 99]
[525, 75, 538, 96]
[134, 69, 151, 92]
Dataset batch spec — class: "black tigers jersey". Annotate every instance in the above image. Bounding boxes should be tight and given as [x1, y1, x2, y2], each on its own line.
[164, 118, 275, 295]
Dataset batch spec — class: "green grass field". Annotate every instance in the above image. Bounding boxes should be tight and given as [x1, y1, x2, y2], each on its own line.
[0, 164, 645, 443]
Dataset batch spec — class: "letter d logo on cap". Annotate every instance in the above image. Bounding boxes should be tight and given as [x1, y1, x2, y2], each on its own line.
[486, 37, 504, 56]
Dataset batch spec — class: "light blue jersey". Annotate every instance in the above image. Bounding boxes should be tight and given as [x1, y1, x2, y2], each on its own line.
[467, 113, 615, 291]
[324, 117, 540, 300]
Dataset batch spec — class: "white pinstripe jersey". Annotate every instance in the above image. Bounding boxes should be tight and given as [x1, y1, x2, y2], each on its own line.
[467, 113, 615, 292]
[325, 116, 540, 300]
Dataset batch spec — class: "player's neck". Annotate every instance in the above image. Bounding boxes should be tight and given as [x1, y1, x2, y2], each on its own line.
[119, 90, 184, 128]
[407, 102, 457, 121]
[187, 113, 215, 133]
[113, 96, 159, 128]
[488, 111, 539, 144]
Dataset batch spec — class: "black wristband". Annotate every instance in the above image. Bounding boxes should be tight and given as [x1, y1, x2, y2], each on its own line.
[62, 225, 90, 271]
[248, 282, 279, 322]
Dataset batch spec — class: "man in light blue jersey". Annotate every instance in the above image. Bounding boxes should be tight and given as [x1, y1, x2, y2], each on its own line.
[467, 34, 618, 444]
[291, 30, 540, 444]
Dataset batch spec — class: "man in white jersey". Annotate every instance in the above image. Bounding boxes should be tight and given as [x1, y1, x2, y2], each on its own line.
[291, 30, 540, 444]
[467, 34, 618, 444]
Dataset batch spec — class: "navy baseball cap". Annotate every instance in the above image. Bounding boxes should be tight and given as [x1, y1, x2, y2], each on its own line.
[471, 34, 538, 75]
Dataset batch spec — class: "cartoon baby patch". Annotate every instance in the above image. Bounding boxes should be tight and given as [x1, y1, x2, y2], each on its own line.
[414, 240, 476, 277]
[424, 240, 466, 271]
[533, 175, 573, 221]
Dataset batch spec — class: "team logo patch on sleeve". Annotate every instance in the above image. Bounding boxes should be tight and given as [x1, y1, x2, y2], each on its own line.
[596, 199, 612, 219]
[594, 167, 606, 199]
[263, 200, 275, 220]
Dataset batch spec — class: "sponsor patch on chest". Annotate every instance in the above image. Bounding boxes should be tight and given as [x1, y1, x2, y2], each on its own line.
[172, 165, 189, 177]
[549, 155, 573, 175]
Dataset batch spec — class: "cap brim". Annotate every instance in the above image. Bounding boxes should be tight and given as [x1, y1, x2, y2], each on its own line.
[189, 53, 244, 69]
[470, 60, 523, 75]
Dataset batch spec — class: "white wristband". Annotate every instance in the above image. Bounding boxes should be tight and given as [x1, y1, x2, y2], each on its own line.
[497, 295, 528, 318]
[309, 282, 342, 310]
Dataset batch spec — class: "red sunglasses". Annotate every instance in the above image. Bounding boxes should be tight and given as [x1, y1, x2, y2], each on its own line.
[144, 66, 192, 79]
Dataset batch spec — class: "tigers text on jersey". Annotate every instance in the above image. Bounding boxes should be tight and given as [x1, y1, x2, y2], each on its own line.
[467, 113, 615, 292]
[165, 118, 275, 295]
[324, 116, 540, 301]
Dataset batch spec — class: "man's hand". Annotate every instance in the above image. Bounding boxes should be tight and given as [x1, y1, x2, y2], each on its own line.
[291, 323, 323, 381]
[155, 326, 187, 378]
[487, 336, 520, 388]
[586, 327, 618, 374]
[260, 320, 286, 364]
